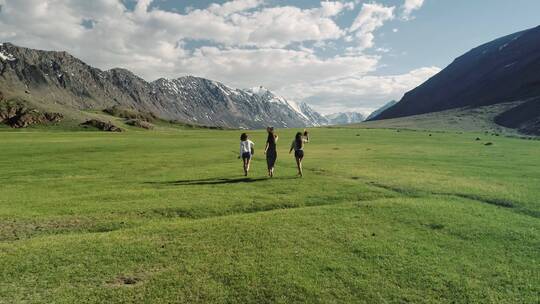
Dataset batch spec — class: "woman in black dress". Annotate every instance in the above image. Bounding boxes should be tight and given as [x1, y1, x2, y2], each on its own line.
[264, 127, 278, 177]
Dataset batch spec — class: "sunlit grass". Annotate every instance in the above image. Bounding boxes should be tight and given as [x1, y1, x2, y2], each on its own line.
[0, 128, 538, 303]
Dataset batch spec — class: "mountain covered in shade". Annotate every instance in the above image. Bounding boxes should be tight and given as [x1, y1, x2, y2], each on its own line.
[366, 100, 398, 121]
[373, 26, 540, 135]
[0, 43, 325, 129]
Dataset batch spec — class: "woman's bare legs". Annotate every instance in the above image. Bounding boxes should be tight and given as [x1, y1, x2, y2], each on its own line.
[243, 158, 250, 176]
[246, 158, 252, 176]
[295, 157, 303, 177]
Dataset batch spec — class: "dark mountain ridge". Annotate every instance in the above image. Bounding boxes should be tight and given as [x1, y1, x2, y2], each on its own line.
[366, 100, 397, 121]
[373, 25, 540, 134]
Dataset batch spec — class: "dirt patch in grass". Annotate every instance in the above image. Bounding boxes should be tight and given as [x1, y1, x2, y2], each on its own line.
[107, 275, 142, 287]
[309, 168, 331, 176]
[426, 223, 445, 230]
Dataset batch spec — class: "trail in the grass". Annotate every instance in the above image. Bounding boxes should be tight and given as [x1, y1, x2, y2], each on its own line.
[3, 165, 531, 244]
[363, 181, 537, 219]
[0, 192, 392, 243]
[302, 166, 531, 217]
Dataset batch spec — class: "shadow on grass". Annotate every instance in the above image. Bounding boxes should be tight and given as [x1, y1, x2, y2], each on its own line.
[146, 176, 297, 186]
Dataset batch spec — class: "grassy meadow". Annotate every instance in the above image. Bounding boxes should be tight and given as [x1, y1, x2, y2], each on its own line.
[0, 126, 539, 303]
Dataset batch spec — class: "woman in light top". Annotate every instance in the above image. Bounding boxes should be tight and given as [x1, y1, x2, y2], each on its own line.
[289, 130, 309, 177]
[239, 133, 255, 176]
[264, 127, 278, 178]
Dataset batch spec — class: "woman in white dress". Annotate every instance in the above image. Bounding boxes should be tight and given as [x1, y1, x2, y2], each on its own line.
[239, 133, 255, 176]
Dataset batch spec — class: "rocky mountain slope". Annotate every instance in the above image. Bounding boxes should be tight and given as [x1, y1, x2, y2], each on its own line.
[298, 101, 329, 126]
[372, 26, 540, 135]
[244, 86, 328, 127]
[325, 112, 365, 125]
[0, 43, 324, 129]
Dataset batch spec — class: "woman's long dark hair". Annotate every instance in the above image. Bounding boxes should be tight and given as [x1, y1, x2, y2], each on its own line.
[240, 133, 248, 141]
[295, 132, 303, 149]
[267, 127, 275, 144]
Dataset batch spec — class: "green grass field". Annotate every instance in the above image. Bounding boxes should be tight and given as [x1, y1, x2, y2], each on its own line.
[0, 127, 539, 303]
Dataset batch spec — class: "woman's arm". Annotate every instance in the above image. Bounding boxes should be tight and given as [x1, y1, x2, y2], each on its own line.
[264, 142, 269, 154]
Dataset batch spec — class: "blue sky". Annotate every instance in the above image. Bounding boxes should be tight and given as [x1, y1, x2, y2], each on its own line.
[134, 0, 540, 74]
[1, 0, 539, 114]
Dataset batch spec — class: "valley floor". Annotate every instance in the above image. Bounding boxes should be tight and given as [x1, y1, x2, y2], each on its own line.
[356, 102, 528, 136]
[0, 128, 538, 303]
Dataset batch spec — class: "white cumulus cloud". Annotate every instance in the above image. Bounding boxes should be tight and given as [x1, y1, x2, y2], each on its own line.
[402, 0, 425, 20]
[207, 0, 265, 16]
[279, 66, 442, 114]
[349, 3, 395, 51]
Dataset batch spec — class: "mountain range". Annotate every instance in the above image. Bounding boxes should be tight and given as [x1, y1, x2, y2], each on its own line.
[372, 25, 540, 135]
[325, 112, 366, 125]
[2, 24, 540, 135]
[0, 43, 326, 129]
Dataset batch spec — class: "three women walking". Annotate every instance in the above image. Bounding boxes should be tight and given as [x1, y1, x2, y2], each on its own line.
[239, 128, 309, 177]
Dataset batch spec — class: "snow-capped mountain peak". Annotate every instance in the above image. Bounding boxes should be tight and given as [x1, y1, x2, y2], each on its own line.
[325, 112, 366, 125]
[246, 86, 310, 120]
[246, 86, 271, 96]
[0, 43, 17, 62]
